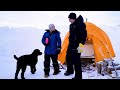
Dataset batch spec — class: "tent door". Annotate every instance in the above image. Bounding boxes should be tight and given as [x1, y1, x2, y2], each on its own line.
[81, 40, 95, 63]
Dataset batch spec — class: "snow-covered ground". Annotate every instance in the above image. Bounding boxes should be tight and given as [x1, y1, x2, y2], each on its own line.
[0, 25, 120, 79]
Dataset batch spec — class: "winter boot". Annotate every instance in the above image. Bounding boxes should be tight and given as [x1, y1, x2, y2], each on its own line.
[64, 71, 74, 76]
[44, 74, 49, 78]
[72, 73, 82, 79]
[53, 70, 61, 75]
[72, 77, 81, 79]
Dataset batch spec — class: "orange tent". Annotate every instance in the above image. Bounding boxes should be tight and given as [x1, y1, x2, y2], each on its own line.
[58, 22, 115, 64]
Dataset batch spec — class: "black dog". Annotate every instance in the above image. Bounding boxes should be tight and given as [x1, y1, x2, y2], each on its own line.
[14, 49, 42, 79]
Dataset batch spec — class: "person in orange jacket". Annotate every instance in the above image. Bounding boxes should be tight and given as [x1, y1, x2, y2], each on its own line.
[64, 13, 87, 79]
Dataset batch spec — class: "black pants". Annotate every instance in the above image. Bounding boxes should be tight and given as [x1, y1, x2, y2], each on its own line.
[44, 54, 59, 75]
[66, 50, 82, 79]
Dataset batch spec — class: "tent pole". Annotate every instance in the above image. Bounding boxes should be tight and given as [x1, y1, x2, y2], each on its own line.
[86, 18, 87, 22]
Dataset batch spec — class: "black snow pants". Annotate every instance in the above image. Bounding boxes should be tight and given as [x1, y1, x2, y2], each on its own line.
[66, 50, 82, 79]
[44, 54, 59, 75]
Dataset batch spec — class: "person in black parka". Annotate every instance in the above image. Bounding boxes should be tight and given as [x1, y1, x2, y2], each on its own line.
[64, 13, 87, 79]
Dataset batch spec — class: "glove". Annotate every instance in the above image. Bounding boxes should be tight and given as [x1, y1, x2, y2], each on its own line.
[57, 46, 61, 54]
[77, 43, 84, 53]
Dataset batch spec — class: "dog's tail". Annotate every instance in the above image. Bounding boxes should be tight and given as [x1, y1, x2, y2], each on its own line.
[14, 55, 19, 60]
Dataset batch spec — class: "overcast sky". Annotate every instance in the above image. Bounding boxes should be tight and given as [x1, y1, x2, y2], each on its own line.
[0, 11, 120, 29]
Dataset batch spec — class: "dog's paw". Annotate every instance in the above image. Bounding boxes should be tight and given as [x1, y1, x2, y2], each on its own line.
[31, 71, 35, 74]
[31, 72, 35, 74]
[21, 77, 25, 79]
[14, 77, 18, 79]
